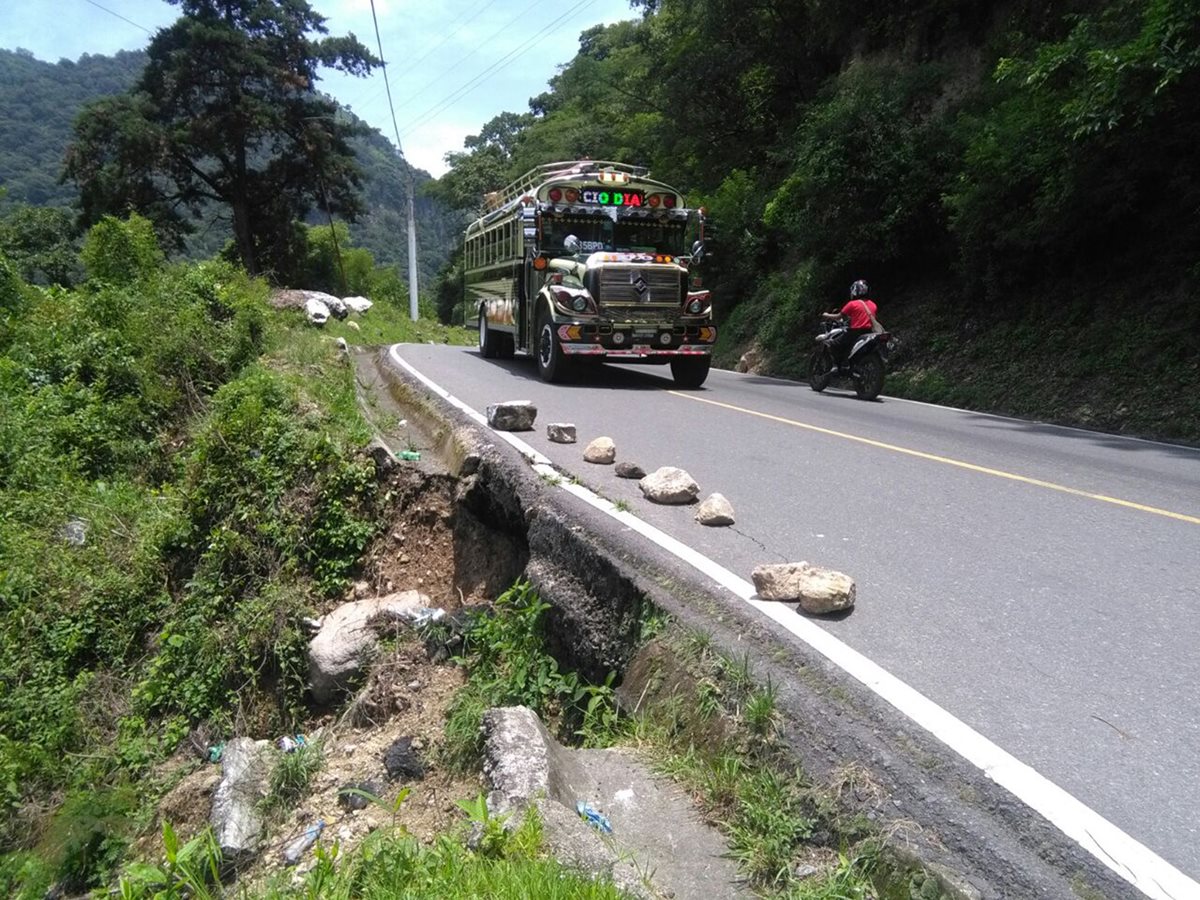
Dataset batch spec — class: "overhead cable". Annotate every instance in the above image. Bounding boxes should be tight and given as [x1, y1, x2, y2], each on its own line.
[398, 0, 598, 139]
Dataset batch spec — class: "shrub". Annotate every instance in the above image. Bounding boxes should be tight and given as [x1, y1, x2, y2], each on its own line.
[81, 214, 163, 286]
[763, 61, 951, 273]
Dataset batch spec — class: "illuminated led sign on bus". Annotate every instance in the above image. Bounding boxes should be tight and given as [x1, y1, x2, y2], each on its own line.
[582, 189, 646, 207]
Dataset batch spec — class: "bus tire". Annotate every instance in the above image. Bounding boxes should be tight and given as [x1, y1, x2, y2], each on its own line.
[478, 310, 498, 359]
[498, 332, 516, 360]
[670, 355, 710, 388]
[536, 308, 569, 382]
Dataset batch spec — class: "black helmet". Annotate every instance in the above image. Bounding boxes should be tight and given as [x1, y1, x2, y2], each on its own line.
[849, 279, 870, 299]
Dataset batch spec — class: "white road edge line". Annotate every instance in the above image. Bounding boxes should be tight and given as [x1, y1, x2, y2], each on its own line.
[388, 346, 1200, 900]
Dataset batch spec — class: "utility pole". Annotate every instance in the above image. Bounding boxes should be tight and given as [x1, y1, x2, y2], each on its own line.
[407, 177, 419, 321]
[370, 0, 420, 321]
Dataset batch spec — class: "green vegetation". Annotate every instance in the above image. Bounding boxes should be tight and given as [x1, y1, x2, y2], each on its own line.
[0, 46, 461, 286]
[0, 212, 465, 897]
[442, 581, 620, 773]
[632, 632, 945, 899]
[113, 805, 631, 900]
[64, 0, 378, 276]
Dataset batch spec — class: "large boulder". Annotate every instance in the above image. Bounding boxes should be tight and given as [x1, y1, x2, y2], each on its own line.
[308, 590, 432, 703]
[210, 737, 274, 867]
[639, 467, 699, 504]
[487, 401, 537, 432]
[695, 493, 735, 526]
[584, 437, 616, 464]
[343, 295, 373, 314]
[750, 563, 855, 614]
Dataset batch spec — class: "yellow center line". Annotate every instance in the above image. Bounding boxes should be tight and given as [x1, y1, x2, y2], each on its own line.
[668, 391, 1200, 526]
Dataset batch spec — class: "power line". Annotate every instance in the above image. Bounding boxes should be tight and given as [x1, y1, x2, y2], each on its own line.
[397, 0, 597, 140]
[388, 0, 542, 114]
[391, 0, 501, 82]
[368, 0, 407, 157]
[343, 0, 520, 118]
[80, 0, 153, 35]
[367, 0, 421, 321]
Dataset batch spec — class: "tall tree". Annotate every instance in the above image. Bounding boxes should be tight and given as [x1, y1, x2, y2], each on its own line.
[64, 0, 377, 276]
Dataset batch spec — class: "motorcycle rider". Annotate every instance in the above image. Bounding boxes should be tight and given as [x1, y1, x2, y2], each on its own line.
[821, 279, 878, 370]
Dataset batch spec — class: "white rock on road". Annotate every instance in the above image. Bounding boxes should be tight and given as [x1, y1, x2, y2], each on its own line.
[695, 493, 735, 526]
[584, 437, 616, 464]
[639, 466, 699, 504]
[750, 562, 855, 614]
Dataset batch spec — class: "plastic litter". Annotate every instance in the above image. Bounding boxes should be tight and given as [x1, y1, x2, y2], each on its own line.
[398, 450, 421, 461]
[206, 743, 225, 763]
[401, 607, 446, 627]
[282, 820, 324, 866]
[575, 800, 612, 834]
[277, 734, 308, 753]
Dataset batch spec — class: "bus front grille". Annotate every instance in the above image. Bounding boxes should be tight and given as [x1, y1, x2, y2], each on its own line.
[595, 265, 682, 308]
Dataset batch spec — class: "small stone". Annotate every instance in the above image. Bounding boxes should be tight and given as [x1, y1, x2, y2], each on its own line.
[486, 400, 537, 431]
[352, 580, 371, 599]
[383, 736, 425, 781]
[795, 864, 819, 879]
[695, 493, 735, 526]
[338, 780, 382, 811]
[547, 423, 577, 444]
[639, 466, 700, 504]
[615, 462, 645, 479]
[583, 437, 616, 464]
[61, 517, 88, 547]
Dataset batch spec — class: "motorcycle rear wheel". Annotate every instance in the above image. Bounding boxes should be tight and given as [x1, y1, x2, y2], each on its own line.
[809, 347, 834, 392]
[853, 353, 884, 400]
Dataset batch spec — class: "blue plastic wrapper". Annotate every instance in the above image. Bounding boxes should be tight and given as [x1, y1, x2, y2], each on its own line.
[575, 800, 612, 834]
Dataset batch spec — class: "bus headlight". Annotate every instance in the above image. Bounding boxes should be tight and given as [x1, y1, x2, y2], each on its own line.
[685, 290, 711, 315]
[572, 295, 588, 312]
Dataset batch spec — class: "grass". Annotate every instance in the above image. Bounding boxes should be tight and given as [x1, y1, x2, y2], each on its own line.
[117, 805, 632, 900]
[625, 629, 922, 898]
[440, 581, 621, 773]
[264, 739, 326, 815]
[312, 301, 474, 349]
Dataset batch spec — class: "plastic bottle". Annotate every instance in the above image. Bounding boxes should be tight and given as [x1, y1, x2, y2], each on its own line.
[282, 820, 324, 866]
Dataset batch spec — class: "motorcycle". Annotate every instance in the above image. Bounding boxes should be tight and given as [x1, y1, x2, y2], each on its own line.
[808, 320, 891, 400]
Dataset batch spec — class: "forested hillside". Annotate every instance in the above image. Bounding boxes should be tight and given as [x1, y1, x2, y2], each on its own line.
[0, 47, 462, 286]
[437, 0, 1200, 444]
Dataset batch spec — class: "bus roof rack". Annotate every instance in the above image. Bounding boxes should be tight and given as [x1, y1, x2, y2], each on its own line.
[482, 160, 651, 214]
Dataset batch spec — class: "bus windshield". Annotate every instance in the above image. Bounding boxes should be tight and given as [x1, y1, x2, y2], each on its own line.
[542, 214, 685, 256]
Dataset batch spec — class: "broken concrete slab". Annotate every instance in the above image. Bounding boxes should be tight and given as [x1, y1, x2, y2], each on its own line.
[482, 706, 748, 899]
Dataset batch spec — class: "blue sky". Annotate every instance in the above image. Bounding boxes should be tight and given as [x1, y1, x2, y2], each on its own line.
[0, 0, 638, 175]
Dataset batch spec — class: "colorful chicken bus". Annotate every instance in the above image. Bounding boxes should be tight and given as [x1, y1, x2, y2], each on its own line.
[463, 160, 715, 387]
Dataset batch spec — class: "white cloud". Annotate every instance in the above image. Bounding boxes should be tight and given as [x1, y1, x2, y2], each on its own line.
[401, 120, 474, 177]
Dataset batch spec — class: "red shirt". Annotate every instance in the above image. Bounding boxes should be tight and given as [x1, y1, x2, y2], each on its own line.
[841, 299, 877, 330]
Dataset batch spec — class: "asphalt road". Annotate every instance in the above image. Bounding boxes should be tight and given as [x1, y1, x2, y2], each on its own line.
[392, 343, 1200, 885]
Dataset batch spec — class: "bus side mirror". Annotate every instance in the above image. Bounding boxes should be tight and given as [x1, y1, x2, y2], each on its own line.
[691, 240, 705, 263]
[564, 234, 581, 255]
